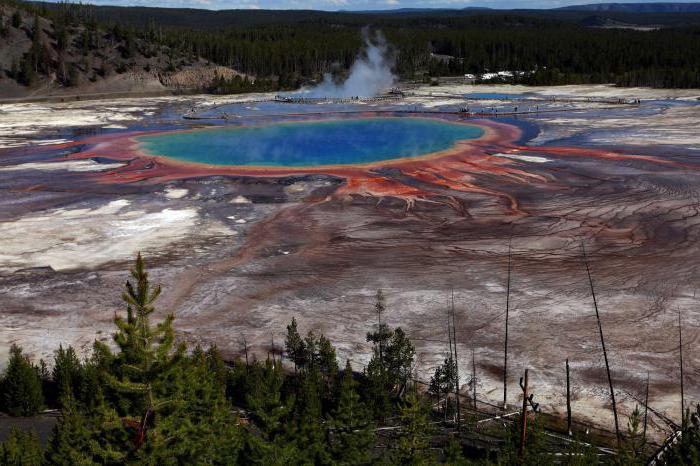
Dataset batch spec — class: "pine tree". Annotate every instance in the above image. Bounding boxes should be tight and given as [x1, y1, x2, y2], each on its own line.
[285, 317, 305, 373]
[88, 253, 243, 463]
[498, 414, 553, 466]
[443, 436, 469, 465]
[329, 361, 375, 466]
[133, 349, 242, 464]
[318, 334, 339, 409]
[362, 351, 391, 421]
[98, 252, 184, 417]
[0, 427, 43, 466]
[617, 406, 645, 465]
[385, 327, 415, 397]
[76, 356, 104, 410]
[366, 290, 392, 369]
[1, 344, 45, 416]
[44, 396, 101, 466]
[288, 367, 332, 465]
[304, 331, 320, 370]
[665, 404, 700, 465]
[429, 356, 456, 420]
[205, 344, 229, 391]
[243, 359, 296, 464]
[393, 386, 434, 465]
[318, 335, 338, 380]
[52, 345, 82, 408]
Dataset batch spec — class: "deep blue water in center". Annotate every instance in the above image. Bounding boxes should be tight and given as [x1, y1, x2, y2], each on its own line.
[137, 118, 484, 167]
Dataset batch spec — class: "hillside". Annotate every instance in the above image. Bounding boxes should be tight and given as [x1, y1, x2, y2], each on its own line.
[0, 2, 245, 98]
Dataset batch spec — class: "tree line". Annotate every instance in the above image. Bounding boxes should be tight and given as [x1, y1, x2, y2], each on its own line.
[4, 0, 700, 90]
[1, 254, 699, 464]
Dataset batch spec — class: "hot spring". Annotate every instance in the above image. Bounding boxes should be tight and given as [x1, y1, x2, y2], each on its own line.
[137, 118, 484, 167]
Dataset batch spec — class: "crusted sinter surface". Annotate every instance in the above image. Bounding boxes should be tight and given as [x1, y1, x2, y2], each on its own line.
[1, 84, 699, 440]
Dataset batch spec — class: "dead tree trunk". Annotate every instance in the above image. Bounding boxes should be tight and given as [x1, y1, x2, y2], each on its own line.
[566, 358, 572, 436]
[678, 309, 685, 425]
[519, 368, 529, 458]
[452, 290, 461, 431]
[242, 337, 250, 370]
[472, 348, 477, 410]
[582, 243, 621, 449]
[504, 239, 512, 410]
[446, 303, 453, 422]
[643, 372, 650, 445]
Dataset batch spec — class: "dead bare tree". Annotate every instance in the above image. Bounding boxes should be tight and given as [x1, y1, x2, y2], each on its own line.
[446, 301, 454, 421]
[519, 368, 529, 458]
[451, 289, 461, 431]
[643, 372, 650, 445]
[376, 289, 385, 364]
[241, 337, 250, 370]
[678, 309, 685, 425]
[566, 358, 572, 436]
[504, 238, 512, 410]
[472, 347, 477, 410]
[582, 242, 621, 448]
[518, 368, 540, 458]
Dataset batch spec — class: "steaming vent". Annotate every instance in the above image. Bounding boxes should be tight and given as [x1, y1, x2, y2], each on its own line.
[300, 29, 396, 99]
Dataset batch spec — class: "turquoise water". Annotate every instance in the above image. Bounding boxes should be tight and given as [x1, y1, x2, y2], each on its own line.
[465, 92, 527, 100]
[138, 118, 483, 167]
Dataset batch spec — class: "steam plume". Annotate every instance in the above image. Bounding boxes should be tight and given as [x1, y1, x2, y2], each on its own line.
[302, 30, 396, 98]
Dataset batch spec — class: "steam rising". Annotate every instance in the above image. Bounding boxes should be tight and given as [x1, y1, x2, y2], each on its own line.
[302, 30, 396, 98]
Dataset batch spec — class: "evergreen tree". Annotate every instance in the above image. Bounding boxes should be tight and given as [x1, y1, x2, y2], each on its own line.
[385, 327, 415, 396]
[52, 345, 82, 408]
[663, 404, 700, 465]
[443, 436, 470, 465]
[288, 368, 332, 465]
[393, 386, 434, 465]
[242, 359, 296, 464]
[429, 355, 456, 420]
[1, 344, 44, 416]
[0, 428, 43, 466]
[76, 356, 104, 410]
[497, 414, 553, 466]
[133, 349, 242, 464]
[44, 396, 101, 466]
[304, 331, 320, 371]
[91, 253, 242, 463]
[318, 335, 338, 380]
[204, 344, 229, 391]
[617, 406, 645, 465]
[318, 334, 339, 410]
[362, 352, 392, 421]
[329, 361, 375, 466]
[285, 317, 305, 373]
[366, 290, 392, 368]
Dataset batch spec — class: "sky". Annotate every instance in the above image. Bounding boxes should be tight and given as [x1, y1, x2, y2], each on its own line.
[39, 0, 700, 11]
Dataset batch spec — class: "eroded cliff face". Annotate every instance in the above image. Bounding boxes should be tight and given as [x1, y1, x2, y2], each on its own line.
[0, 5, 245, 99]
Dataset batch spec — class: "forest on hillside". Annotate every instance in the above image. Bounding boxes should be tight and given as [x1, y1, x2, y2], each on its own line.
[2, 0, 700, 91]
[1, 254, 700, 465]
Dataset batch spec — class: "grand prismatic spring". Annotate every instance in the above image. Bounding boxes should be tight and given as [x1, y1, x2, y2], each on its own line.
[2, 84, 700, 439]
[137, 118, 484, 167]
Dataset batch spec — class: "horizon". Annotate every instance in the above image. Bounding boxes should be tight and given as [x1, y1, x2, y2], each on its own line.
[35, 0, 700, 12]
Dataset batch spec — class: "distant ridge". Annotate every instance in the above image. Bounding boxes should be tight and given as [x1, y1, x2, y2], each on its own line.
[558, 2, 700, 13]
[338, 7, 492, 14]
